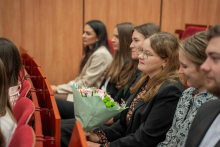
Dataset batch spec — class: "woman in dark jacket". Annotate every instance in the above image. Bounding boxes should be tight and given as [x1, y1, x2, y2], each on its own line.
[86, 32, 185, 147]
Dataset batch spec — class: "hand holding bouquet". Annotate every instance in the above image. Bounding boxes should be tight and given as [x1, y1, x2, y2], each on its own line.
[72, 83, 126, 132]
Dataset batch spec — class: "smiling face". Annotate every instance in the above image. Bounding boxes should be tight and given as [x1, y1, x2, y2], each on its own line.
[138, 39, 166, 78]
[179, 50, 206, 91]
[130, 30, 145, 60]
[200, 36, 220, 97]
[82, 24, 98, 49]
[111, 28, 120, 51]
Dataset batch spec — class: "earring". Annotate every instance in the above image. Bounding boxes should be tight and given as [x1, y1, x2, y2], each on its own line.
[96, 39, 98, 42]
[163, 66, 165, 69]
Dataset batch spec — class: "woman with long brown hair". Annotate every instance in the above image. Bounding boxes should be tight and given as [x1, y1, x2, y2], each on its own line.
[0, 37, 25, 109]
[0, 59, 17, 147]
[86, 32, 185, 147]
[106, 23, 161, 125]
[100, 22, 135, 98]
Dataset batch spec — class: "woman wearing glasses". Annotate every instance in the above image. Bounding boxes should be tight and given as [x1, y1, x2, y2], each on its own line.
[86, 32, 185, 147]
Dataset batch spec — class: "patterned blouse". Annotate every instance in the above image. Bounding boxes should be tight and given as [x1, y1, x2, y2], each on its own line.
[96, 83, 148, 147]
[157, 87, 218, 147]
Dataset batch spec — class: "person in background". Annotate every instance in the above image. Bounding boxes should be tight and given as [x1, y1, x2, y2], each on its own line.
[86, 32, 185, 147]
[0, 59, 17, 147]
[106, 23, 161, 125]
[51, 20, 113, 101]
[185, 25, 220, 147]
[157, 31, 218, 147]
[100, 22, 135, 98]
[0, 37, 25, 109]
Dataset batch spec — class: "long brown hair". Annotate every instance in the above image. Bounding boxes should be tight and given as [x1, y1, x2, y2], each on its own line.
[80, 20, 110, 73]
[116, 23, 161, 89]
[131, 32, 182, 102]
[105, 22, 135, 84]
[0, 38, 25, 87]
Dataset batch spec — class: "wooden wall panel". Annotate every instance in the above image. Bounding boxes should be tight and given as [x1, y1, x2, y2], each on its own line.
[84, 0, 161, 39]
[0, 0, 83, 85]
[161, 0, 220, 36]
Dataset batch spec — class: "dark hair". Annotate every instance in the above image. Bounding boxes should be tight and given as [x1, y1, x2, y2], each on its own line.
[135, 23, 161, 38]
[80, 20, 110, 73]
[0, 59, 8, 117]
[105, 22, 135, 84]
[131, 32, 182, 102]
[117, 23, 161, 89]
[207, 25, 220, 41]
[0, 38, 24, 87]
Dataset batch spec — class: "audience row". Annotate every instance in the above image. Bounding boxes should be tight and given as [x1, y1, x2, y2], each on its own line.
[0, 20, 220, 147]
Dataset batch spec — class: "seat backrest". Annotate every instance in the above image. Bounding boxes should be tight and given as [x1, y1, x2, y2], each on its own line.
[9, 124, 36, 147]
[68, 121, 88, 147]
[13, 97, 35, 129]
[108, 39, 115, 55]
[181, 26, 206, 39]
[18, 80, 31, 101]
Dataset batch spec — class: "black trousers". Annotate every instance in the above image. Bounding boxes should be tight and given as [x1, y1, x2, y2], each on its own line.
[61, 118, 76, 147]
[55, 99, 75, 119]
[55, 99, 76, 146]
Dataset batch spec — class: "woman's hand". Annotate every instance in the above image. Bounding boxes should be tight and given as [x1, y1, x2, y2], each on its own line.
[85, 132, 99, 143]
[87, 141, 100, 147]
[105, 118, 115, 125]
[51, 85, 58, 93]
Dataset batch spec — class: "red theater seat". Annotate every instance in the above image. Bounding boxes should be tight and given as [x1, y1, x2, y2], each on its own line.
[9, 125, 36, 147]
[13, 97, 35, 129]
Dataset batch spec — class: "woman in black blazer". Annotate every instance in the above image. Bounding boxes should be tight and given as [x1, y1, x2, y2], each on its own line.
[86, 32, 185, 147]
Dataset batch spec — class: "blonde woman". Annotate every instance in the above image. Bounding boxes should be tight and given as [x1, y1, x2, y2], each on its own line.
[157, 31, 218, 147]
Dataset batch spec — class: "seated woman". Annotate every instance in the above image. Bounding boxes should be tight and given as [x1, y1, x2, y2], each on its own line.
[86, 32, 185, 147]
[106, 23, 161, 125]
[51, 20, 113, 101]
[100, 22, 135, 98]
[0, 38, 25, 109]
[0, 59, 17, 147]
[157, 31, 218, 147]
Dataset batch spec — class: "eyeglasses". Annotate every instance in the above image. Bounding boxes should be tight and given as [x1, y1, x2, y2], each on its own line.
[138, 47, 154, 59]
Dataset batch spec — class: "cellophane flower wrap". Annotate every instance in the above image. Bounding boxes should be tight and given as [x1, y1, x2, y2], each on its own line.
[72, 83, 126, 132]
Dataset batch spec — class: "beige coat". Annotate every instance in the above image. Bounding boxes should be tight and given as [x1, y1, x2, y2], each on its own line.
[57, 46, 113, 100]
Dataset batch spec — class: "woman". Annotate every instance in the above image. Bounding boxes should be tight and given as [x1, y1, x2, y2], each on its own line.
[100, 22, 135, 98]
[157, 31, 218, 147]
[0, 59, 17, 147]
[107, 23, 161, 125]
[86, 32, 185, 147]
[51, 20, 113, 101]
[0, 38, 25, 109]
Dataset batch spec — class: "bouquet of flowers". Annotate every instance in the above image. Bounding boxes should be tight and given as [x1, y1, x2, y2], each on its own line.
[72, 83, 126, 132]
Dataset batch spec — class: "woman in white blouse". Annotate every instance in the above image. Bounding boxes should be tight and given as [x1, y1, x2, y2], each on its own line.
[0, 59, 17, 147]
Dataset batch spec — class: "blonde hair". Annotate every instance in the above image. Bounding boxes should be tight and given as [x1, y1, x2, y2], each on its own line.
[131, 32, 182, 102]
[179, 31, 208, 70]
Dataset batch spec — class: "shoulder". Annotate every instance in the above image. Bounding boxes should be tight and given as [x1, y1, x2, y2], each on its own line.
[0, 111, 17, 132]
[198, 99, 220, 113]
[158, 79, 185, 93]
[93, 46, 112, 56]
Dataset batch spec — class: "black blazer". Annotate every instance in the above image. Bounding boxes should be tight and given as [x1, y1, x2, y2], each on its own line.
[113, 70, 142, 122]
[103, 80, 185, 147]
[185, 99, 220, 147]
